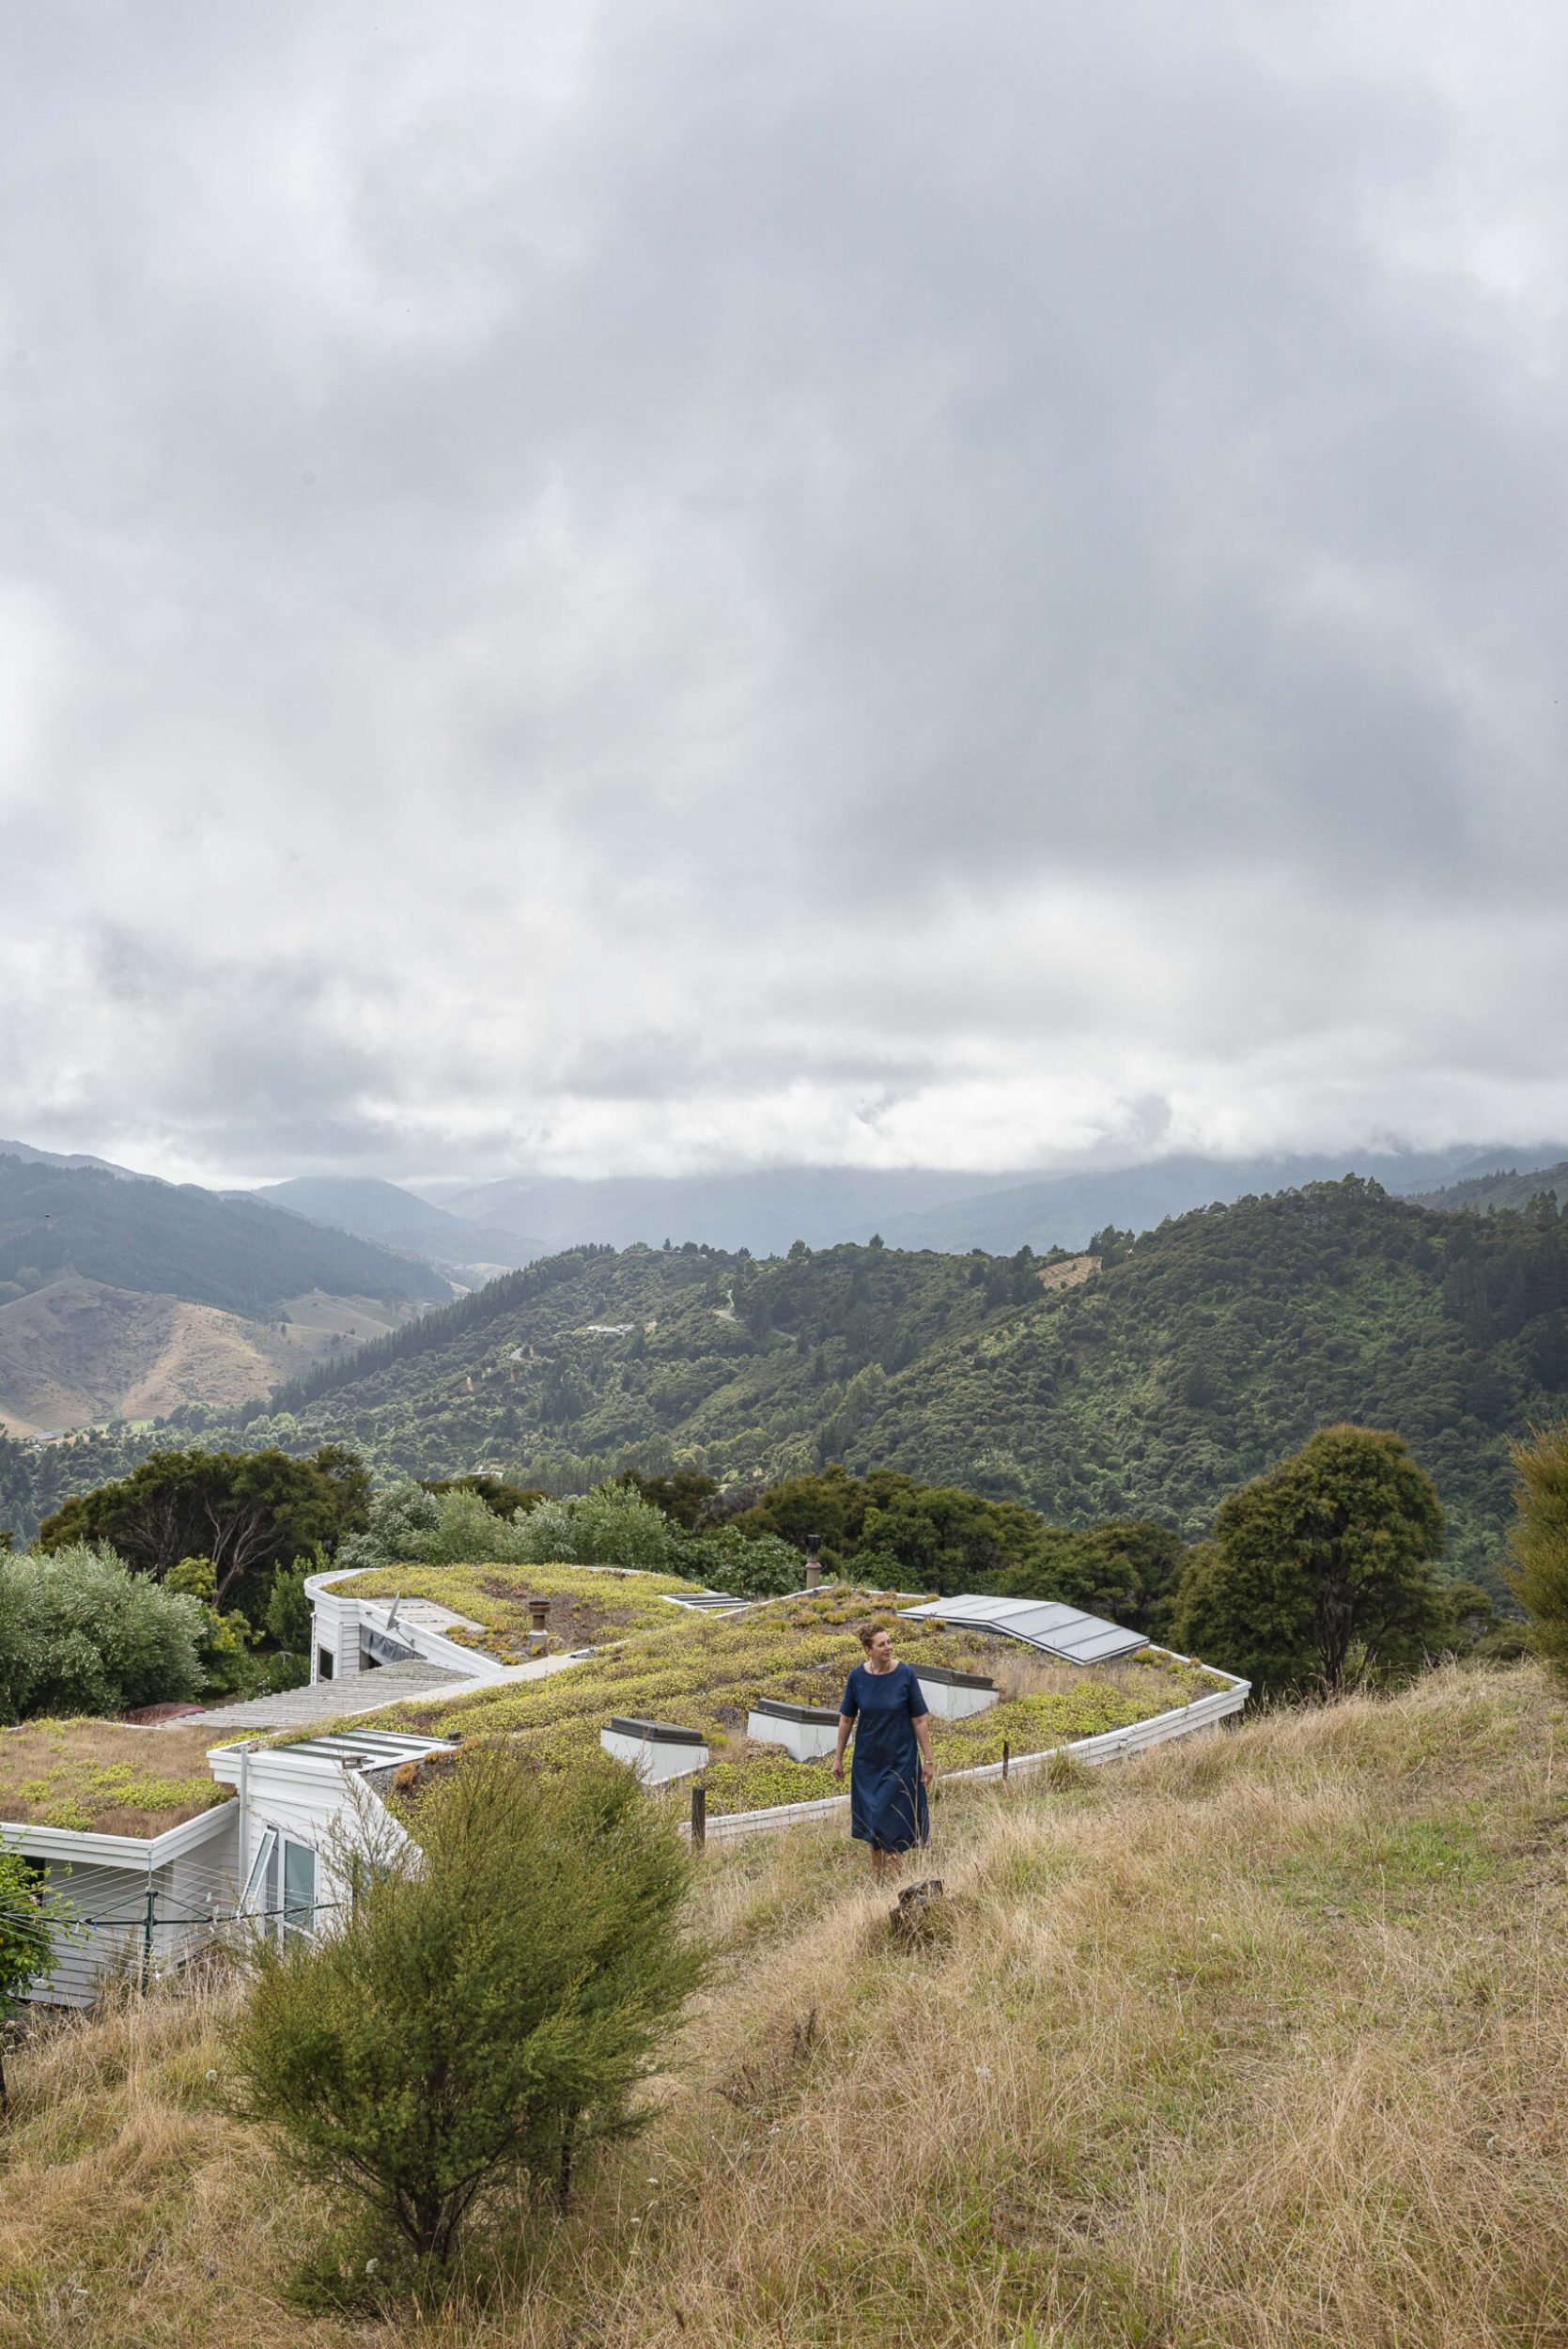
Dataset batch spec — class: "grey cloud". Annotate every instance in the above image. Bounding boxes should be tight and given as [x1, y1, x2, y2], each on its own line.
[1, 1, 1566, 1180]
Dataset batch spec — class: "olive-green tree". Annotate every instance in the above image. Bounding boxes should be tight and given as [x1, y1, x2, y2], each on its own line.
[1174, 1424, 1448, 1696]
[1509, 1418, 1568, 1685]
[231, 1750, 702, 2278]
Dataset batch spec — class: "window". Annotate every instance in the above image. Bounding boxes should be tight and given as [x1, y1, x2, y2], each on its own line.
[282, 1840, 317, 1940]
[241, 1827, 278, 1921]
[317, 1645, 334, 1681]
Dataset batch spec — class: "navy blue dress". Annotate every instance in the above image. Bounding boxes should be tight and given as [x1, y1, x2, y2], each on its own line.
[841, 1661, 930, 1853]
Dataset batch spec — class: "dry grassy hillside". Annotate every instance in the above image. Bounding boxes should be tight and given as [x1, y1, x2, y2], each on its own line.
[0, 1280, 412, 1434]
[4, 1662, 1567, 2348]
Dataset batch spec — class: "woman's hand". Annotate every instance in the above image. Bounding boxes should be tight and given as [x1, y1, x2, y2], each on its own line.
[921, 1761, 935, 1786]
[831, 1759, 846, 1781]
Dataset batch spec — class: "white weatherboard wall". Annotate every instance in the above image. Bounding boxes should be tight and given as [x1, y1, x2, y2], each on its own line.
[305, 1568, 511, 1687]
[208, 1730, 458, 1918]
[11, 1801, 241, 2007]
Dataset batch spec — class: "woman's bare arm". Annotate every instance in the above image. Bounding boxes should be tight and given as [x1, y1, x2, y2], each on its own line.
[831, 1714, 853, 1781]
[914, 1713, 935, 1782]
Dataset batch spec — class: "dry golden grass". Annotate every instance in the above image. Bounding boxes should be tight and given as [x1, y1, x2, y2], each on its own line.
[0, 1721, 233, 1835]
[4, 1661, 1568, 2347]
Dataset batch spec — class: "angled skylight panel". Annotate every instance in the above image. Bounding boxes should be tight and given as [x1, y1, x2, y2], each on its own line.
[897, 1594, 1145, 1663]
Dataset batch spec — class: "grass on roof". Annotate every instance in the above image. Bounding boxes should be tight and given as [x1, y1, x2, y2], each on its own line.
[333, 1585, 1219, 1815]
[0, 1719, 234, 1837]
[335, 1560, 702, 1657]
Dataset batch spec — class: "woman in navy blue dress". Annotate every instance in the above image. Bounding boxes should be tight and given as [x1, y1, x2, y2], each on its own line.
[831, 1620, 935, 1878]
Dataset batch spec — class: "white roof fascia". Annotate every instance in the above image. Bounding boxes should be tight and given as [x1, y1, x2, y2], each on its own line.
[0, 1797, 238, 1871]
[206, 1732, 457, 1793]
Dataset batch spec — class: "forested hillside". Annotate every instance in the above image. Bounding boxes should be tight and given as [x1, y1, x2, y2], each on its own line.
[7, 1180, 1565, 1574]
[217, 1179, 1568, 1579]
[1414, 1161, 1568, 1216]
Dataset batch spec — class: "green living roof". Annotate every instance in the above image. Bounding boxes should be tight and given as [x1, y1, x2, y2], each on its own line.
[0, 1719, 235, 1839]
[327, 1586, 1221, 1818]
[337, 1560, 702, 1658]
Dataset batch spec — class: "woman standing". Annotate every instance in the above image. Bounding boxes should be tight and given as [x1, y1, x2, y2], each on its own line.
[831, 1620, 935, 1878]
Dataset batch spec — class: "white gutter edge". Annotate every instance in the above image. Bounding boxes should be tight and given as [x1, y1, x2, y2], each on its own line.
[0, 1795, 240, 1870]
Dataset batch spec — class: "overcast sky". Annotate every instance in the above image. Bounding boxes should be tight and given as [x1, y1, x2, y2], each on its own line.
[2, 1, 1565, 1187]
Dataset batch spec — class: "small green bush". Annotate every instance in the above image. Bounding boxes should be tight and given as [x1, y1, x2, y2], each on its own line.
[231, 1749, 703, 2278]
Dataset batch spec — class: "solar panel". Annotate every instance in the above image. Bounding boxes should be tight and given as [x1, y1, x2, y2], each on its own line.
[897, 1594, 1146, 1663]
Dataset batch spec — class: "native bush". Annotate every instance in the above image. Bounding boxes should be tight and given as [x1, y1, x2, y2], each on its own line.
[231, 1749, 703, 2279]
[1173, 1424, 1448, 1697]
[684, 1523, 803, 1597]
[0, 1544, 207, 1722]
[1510, 1417, 1568, 1685]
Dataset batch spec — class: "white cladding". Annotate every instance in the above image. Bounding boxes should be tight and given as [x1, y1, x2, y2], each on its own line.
[17, 1803, 241, 2008]
[915, 1674, 999, 1721]
[304, 1568, 508, 1686]
[745, 1706, 839, 1761]
[599, 1727, 709, 1784]
[208, 1729, 458, 1914]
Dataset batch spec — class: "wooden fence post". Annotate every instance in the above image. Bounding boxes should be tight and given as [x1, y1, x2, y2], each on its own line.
[691, 1782, 706, 1850]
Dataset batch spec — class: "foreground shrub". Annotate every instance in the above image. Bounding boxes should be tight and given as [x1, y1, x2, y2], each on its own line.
[230, 1750, 703, 2276]
[1511, 1418, 1568, 1685]
[0, 1544, 206, 1721]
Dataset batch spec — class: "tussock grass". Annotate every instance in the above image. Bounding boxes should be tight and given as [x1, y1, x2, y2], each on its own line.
[5, 1662, 1568, 2346]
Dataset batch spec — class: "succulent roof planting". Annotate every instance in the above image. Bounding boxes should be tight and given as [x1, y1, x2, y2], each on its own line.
[0, 1719, 235, 1837]
[319, 1583, 1223, 1819]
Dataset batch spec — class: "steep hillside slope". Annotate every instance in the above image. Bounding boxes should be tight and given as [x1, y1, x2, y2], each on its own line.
[0, 1158, 450, 1317]
[852, 1180, 1568, 1576]
[4, 1665, 1564, 2348]
[227, 1180, 1568, 1578]
[0, 1280, 410, 1436]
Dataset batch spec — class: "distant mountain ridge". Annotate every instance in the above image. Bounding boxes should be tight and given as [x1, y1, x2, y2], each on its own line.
[0, 1155, 453, 1436]
[422, 1145, 1568, 1260]
[248, 1176, 530, 1273]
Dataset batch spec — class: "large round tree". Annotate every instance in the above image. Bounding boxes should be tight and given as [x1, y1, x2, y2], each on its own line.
[1175, 1424, 1448, 1697]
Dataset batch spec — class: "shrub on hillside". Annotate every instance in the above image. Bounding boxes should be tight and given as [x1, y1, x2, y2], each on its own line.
[680, 1523, 803, 1597]
[1173, 1424, 1448, 1697]
[0, 1544, 207, 1722]
[231, 1750, 702, 2280]
[1509, 1418, 1568, 1685]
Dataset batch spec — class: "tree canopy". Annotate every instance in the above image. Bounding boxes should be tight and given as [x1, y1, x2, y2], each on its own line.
[1173, 1424, 1449, 1696]
[38, 1444, 370, 1616]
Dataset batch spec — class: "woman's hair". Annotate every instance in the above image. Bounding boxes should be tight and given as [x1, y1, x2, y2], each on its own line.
[856, 1617, 893, 1653]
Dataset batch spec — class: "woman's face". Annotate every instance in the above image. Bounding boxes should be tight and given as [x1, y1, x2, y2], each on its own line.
[867, 1629, 894, 1670]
